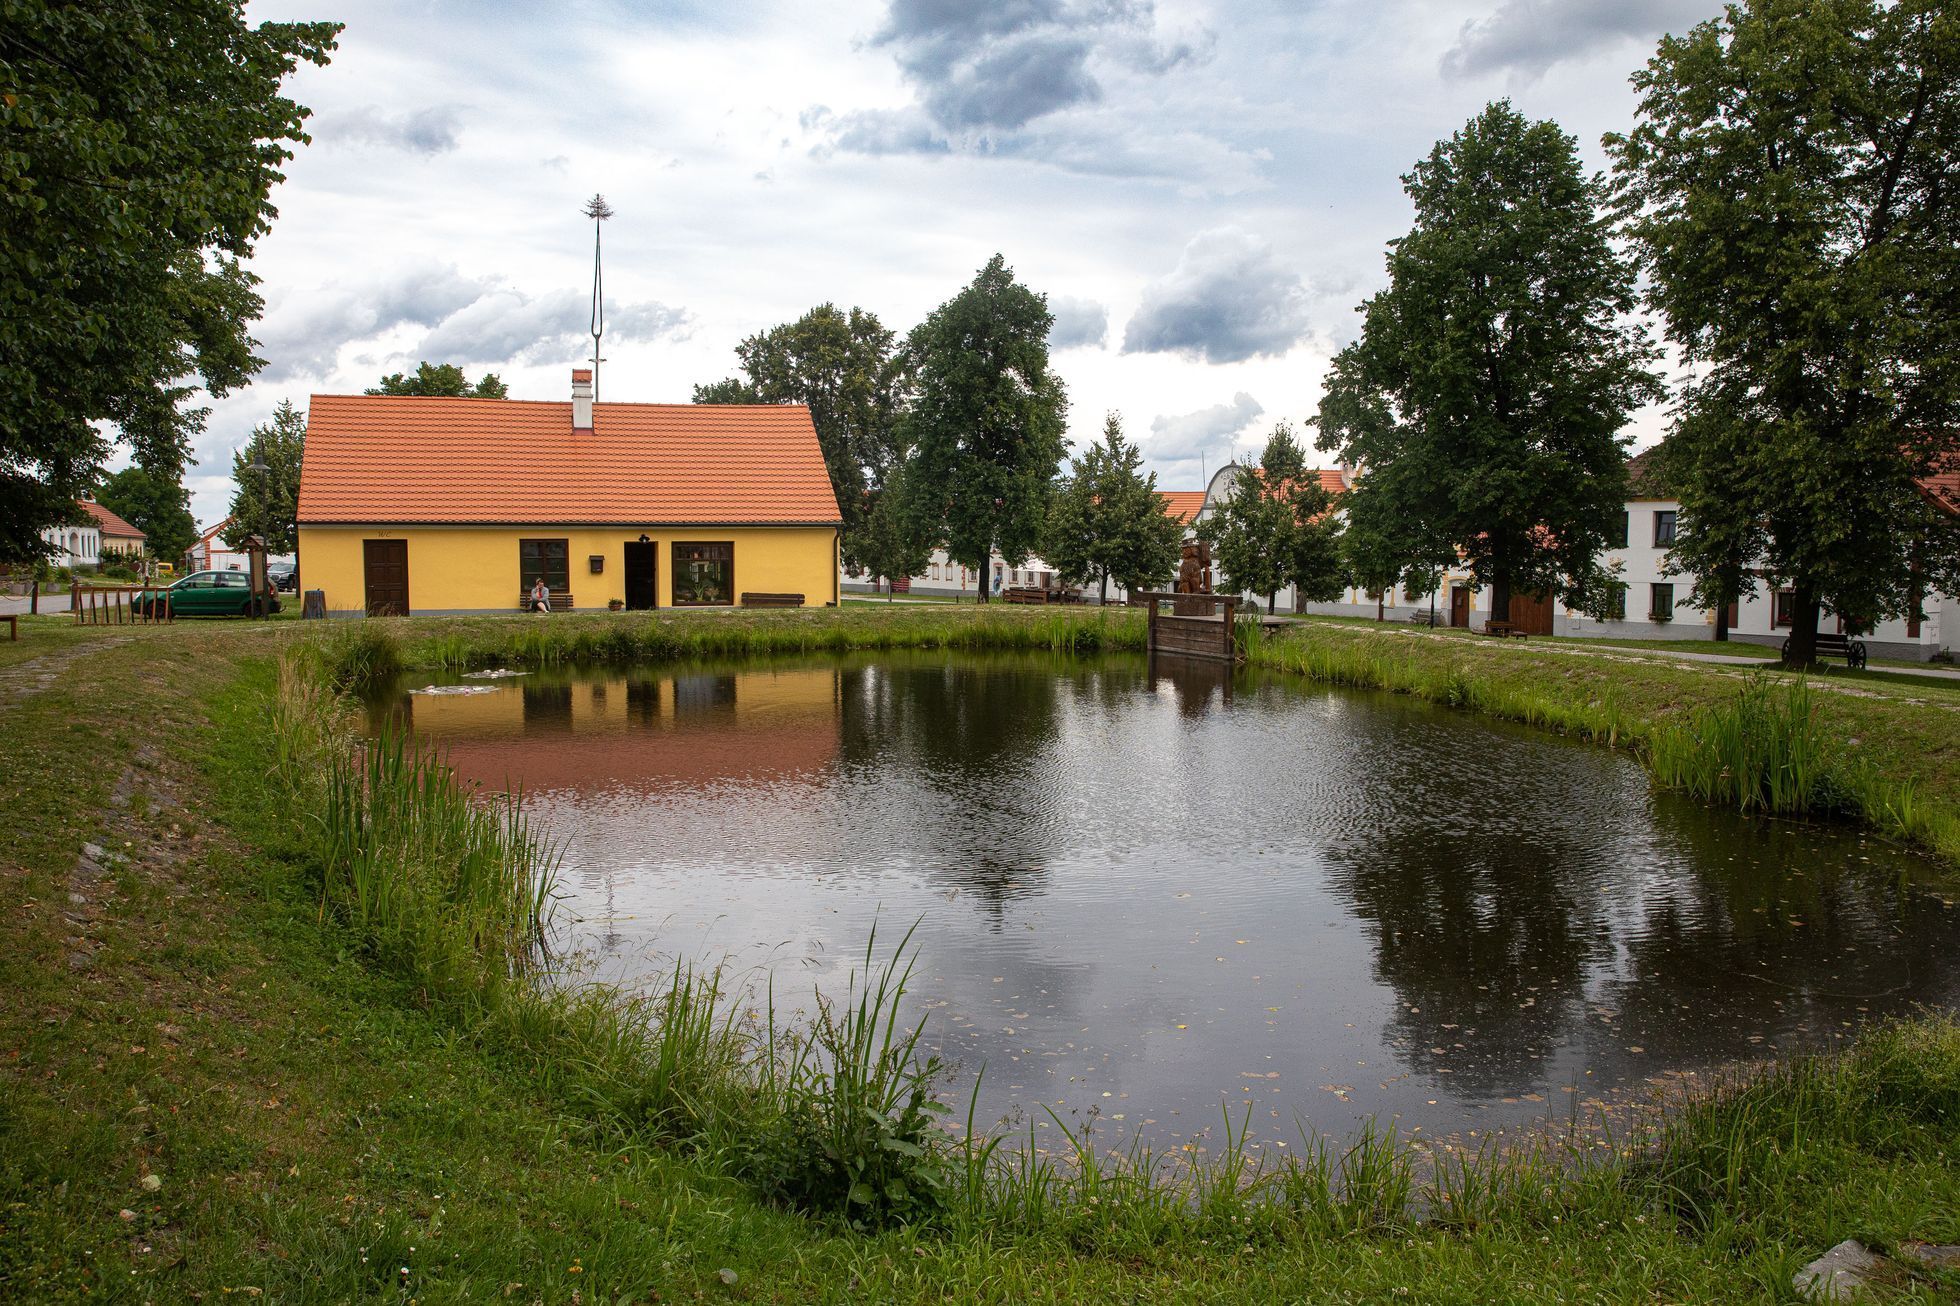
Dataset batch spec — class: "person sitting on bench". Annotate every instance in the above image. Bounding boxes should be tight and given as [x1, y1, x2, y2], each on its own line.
[528, 576, 551, 613]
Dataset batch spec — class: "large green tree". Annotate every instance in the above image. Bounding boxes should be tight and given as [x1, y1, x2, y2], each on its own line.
[1316, 102, 1662, 628]
[1043, 414, 1184, 604]
[1608, 0, 1960, 664]
[851, 459, 935, 598]
[905, 256, 1068, 601]
[693, 304, 908, 570]
[0, 3, 339, 563]
[367, 362, 509, 398]
[224, 401, 305, 554]
[1201, 423, 1341, 614]
[94, 466, 198, 568]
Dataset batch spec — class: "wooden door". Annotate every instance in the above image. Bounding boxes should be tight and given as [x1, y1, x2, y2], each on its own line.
[1509, 590, 1555, 636]
[623, 541, 657, 610]
[363, 539, 409, 616]
[1449, 584, 1470, 628]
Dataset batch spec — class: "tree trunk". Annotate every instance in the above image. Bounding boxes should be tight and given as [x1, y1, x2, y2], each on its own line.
[1784, 582, 1821, 667]
[1490, 574, 1512, 631]
[1267, 591, 1276, 616]
[1713, 587, 1730, 642]
[1376, 591, 1384, 622]
[1099, 572, 1108, 606]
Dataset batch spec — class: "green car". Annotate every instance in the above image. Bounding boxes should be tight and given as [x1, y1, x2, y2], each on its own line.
[135, 570, 282, 617]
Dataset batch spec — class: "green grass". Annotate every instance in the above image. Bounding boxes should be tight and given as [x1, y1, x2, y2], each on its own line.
[3, 616, 1959, 1302]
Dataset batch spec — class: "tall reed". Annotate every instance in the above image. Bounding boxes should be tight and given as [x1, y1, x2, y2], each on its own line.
[1646, 675, 1836, 815]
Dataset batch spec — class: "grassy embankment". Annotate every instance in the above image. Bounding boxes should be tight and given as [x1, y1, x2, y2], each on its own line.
[2, 609, 1958, 1301]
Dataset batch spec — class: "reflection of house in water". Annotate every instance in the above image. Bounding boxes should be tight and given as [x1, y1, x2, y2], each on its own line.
[405, 668, 844, 796]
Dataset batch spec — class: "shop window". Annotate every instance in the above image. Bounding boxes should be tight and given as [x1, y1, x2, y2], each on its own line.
[673, 542, 734, 606]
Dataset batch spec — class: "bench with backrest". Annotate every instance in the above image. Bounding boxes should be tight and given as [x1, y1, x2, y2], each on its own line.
[517, 592, 575, 612]
[1483, 620, 1528, 638]
[1004, 585, 1057, 604]
[1784, 631, 1867, 668]
[1408, 610, 1440, 626]
[741, 592, 805, 608]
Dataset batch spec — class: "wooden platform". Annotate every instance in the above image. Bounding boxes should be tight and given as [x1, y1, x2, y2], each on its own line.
[1138, 591, 1242, 662]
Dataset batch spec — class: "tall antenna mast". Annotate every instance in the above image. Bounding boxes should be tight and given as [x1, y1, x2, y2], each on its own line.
[583, 193, 614, 400]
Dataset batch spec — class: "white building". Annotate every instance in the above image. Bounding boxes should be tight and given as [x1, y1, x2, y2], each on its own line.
[188, 518, 247, 573]
[39, 500, 146, 570]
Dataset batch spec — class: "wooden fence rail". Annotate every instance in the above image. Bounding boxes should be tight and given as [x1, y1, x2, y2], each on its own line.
[70, 583, 172, 626]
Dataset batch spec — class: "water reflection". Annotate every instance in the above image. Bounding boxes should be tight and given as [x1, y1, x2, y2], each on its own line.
[374, 652, 1960, 1147]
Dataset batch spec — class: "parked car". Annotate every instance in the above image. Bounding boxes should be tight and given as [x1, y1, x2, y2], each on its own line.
[267, 560, 298, 592]
[134, 570, 282, 617]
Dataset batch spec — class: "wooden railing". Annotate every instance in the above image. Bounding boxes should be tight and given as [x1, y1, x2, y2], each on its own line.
[1137, 591, 1240, 662]
[70, 583, 172, 626]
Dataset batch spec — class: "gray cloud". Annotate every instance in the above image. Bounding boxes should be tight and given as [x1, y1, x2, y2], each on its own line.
[1049, 295, 1108, 349]
[256, 264, 491, 380]
[1442, 0, 1708, 81]
[416, 287, 692, 367]
[1147, 392, 1263, 462]
[332, 105, 466, 155]
[1122, 229, 1312, 364]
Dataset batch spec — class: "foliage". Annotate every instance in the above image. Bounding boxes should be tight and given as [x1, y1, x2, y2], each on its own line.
[0, 2, 339, 563]
[693, 305, 909, 570]
[852, 458, 934, 592]
[94, 466, 199, 568]
[905, 256, 1069, 596]
[366, 361, 508, 398]
[1608, 0, 1960, 664]
[1200, 423, 1342, 613]
[1043, 414, 1184, 603]
[223, 400, 305, 554]
[1317, 101, 1661, 626]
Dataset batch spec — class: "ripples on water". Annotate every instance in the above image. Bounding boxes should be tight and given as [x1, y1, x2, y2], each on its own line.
[371, 652, 1960, 1150]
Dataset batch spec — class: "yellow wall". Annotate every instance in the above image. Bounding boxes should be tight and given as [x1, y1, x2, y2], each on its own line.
[296, 525, 840, 614]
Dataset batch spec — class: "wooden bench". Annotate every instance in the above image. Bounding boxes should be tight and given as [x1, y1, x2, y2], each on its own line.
[741, 592, 805, 608]
[1004, 585, 1058, 604]
[1784, 631, 1868, 668]
[1408, 610, 1440, 627]
[1483, 621, 1528, 638]
[517, 592, 575, 612]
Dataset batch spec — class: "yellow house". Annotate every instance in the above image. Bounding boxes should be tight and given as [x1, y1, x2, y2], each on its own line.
[297, 369, 842, 615]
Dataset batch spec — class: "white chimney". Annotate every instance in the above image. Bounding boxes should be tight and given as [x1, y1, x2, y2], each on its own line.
[571, 368, 594, 431]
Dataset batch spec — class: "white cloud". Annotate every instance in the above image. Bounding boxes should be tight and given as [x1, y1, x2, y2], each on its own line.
[1147, 392, 1264, 462]
[1122, 229, 1313, 364]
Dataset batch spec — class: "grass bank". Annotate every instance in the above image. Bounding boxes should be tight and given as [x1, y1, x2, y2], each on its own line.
[4, 615, 1959, 1302]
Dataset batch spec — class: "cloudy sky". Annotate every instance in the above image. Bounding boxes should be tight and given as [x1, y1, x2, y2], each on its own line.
[195, 0, 1715, 527]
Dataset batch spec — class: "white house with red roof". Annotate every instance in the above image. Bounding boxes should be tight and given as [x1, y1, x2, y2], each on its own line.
[40, 500, 146, 569]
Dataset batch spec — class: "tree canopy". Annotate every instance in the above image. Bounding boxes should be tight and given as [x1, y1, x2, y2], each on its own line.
[1316, 101, 1661, 627]
[1043, 414, 1184, 604]
[1608, 0, 1960, 662]
[1201, 423, 1342, 614]
[0, 2, 339, 563]
[905, 256, 1068, 597]
[693, 304, 909, 571]
[367, 362, 509, 399]
[94, 466, 199, 569]
[224, 401, 305, 554]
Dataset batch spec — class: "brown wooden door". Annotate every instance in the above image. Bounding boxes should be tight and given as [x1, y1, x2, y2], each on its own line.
[1510, 590, 1555, 636]
[1449, 584, 1470, 628]
[363, 539, 409, 616]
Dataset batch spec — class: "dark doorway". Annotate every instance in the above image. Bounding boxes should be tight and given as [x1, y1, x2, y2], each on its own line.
[363, 539, 409, 616]
[624, 541, 657, 610]
[1449, 584, 1471, 628]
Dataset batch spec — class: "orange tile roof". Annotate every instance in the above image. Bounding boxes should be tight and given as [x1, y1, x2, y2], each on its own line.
[1157, 490, 1206, 523]
[80, 500, 145, 540]
[1312, 468, 1348, 496]
[298, 395, 842, 525]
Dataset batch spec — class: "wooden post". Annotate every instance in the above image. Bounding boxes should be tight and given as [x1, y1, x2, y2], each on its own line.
[70, 581, 79, 625]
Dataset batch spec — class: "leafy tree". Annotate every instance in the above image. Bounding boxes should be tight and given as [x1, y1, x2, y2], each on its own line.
[693, 304, 908, 570]
[367, 362, 509, 398]
[852, 460, 934, 598]
[906, 256, 1069, 601]
[1608, 0, 1960, 664]
[1316, 101, 1661, 628]
[1201, 423, 1340, 614]
[1043, 414, 1184, 604]
[0, 3, 339, 563]
[94, 466, 198, 569]
[223, 400, 305, 554]
[1647, 402, 1763, 642]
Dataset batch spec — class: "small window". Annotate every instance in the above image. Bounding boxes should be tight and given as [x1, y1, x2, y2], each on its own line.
[1653, 510, 1678, 546]
[1605, 582, 1627, 621]
[673, 542, 733, 606]
[1608, 512, 1629, 550]
[520, 538, 570, 593]
[1403, 580, 1422, 602]
[1649, 582, 1674, 621]
[1774, 589, 1797, 628]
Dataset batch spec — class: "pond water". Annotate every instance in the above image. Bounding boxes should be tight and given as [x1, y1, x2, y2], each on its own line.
[370, 652, 1960, 1152]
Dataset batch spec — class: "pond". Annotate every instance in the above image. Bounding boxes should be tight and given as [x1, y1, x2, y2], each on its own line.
[369, 652, 1960, 1153]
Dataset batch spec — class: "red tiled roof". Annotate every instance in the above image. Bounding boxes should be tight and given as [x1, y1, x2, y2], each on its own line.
[1157, 490, 1206, 523]
[1312, 468, 1348, 496]
[1922, 457, 1959, 516]
[80, 501, 145, 540]
[298, 395, 843, 525]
